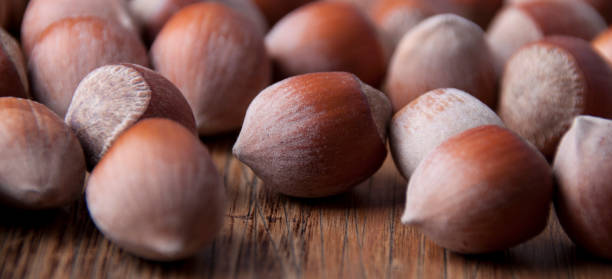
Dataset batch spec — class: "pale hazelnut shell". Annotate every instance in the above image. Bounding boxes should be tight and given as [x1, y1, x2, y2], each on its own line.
[553, 115, 612, 259]
[402, 125, 553, 253]
[28, 17, 148, 118]
[390, 88, 504, 179]
[0, 28, 28, 98]
[233, 72, 392, 198]
[265, 1, 386, 86]
[0, 97, 86, 209]
[86, 118, 226, 261]
[65, 63, 196, 168]
[385, 14, 497, 111]
[499, 36, 612, 158]
[151, 2, 270, 135]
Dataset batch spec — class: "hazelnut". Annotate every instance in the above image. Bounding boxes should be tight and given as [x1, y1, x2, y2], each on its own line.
[487, 0, 606, 75]
[504, 0, 612, 23]
[233, 72, 392, 198]
[265, 1, 386, 86]
[390, 88, 504, 179]
[86, 118, 225, 261]
[128, 0, 267, 43]
[0, 28, 29, 98]
[21, 0, 138, 57]
[324, 0, 377, 11]
[402, 125, 552, 253]
[553, 115, 612, 259]
[498, 36, 612, 158]
[385, 14, 497, 112]
[65, 63, 196, 168]
[251, 0, 313, 25]
[151, 2, 270, 135]
[422, 0, 503, 28]
[370, 0, 433, 57]
[28, 16, 148, 118]
[0, 97, 86, 209]
[593, 27, 612, 65]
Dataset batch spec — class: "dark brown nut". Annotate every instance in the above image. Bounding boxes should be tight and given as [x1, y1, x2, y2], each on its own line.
[233, 72, 392, 198]
[0, 97, 86, 209]
[86, 118, 225, 261]
[0, 28, 28, 98]
[65, 63, 196, 168]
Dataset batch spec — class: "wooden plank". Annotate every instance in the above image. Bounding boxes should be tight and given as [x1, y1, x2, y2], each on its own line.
[0, 136, 610, 278]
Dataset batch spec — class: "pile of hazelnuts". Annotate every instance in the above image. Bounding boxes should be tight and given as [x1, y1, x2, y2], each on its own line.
[1, 0, 612, 262]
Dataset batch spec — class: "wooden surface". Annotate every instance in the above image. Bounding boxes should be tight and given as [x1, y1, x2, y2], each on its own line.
[1, 135, 611, 278]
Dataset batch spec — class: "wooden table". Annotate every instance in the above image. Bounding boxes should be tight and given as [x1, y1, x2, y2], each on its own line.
[1, 136, 610, 278]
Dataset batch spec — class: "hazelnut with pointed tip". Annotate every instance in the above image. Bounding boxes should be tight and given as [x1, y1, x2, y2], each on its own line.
[390, 88, 504, 179]
[86, 118, 226, 261]
[65, 63, 196, 168]
[385, 14, 497, 112]
[402, 125, 552, 253]
[0, 97, 86, 209]
[233, 72, 392, 198]
[499, 36, 612, 158]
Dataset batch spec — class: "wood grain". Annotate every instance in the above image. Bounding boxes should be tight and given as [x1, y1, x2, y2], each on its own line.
[0, 135, 611, 278]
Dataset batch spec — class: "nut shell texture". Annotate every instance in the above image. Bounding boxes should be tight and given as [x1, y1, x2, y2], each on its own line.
[402, 125, 552, 253]
[86, 118, 226, 261]
[390, 88, 503, 179]
[553, 116, 612, 259]
[65, 63, 196, 168]
[233, 72, 392, 198]
[28, 17, 148, 118]
[0, 28, 28, 98]
[499, 36, 612, 158]
[385, 14, 497, 112]
[151, 2, 270, 135]
[266, 1, 386, 86]
[0, 97, 86, 209]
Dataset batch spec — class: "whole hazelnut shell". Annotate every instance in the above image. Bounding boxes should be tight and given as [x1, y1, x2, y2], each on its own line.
[86, 118, 226, 261]
[402, 125, 553, 253]
[151, 2, 270, 135]
[553, 115, 612, 259]
[28, 16, 148, 118]
[498, 36, 612, 158]
[21, 0, 139, 57]
[0, 28, 28, 98]
[65, 63, 196, 168]
[390, 88, 504, 179]
[128, 0, 267, 43]
[265, 1, 386, 86]
[487, 0, 606, 75]
[385, 14, 497, 112]
[0, 97, 86, 209]
[233, 72, 392, 198]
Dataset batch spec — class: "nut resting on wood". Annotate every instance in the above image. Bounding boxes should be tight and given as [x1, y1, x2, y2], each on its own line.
[65, 63, 196, 168]
[402, 125, 553, 253]
[86, 118, 226, 261]
[0, 97, 86, 209]
[233, 72, 392, 198]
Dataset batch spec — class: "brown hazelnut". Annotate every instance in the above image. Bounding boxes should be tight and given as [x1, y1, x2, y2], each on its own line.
[28, 16, 148, 118]
[0, 28, 28, 98]
[0, 97, 86, 209]
[65, 63, 196, 168]
[402, 125, 552, 253]
[233, 72, 392, 198]
[390, 88, 504, 179]
[151, 2, 270, 135]
[21, 0, 138, 57]
[385, 14, 497, 112]
[422, 0, 503, 28]
[251, 0, 313, 25]
[487, 0, 606, 75]
[128, 0, 267, 43]
[498, 36, 612, 158]
[553, 115, 612, 259]
[265, 1, 386, 86]
[86, 118, 225, 261]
